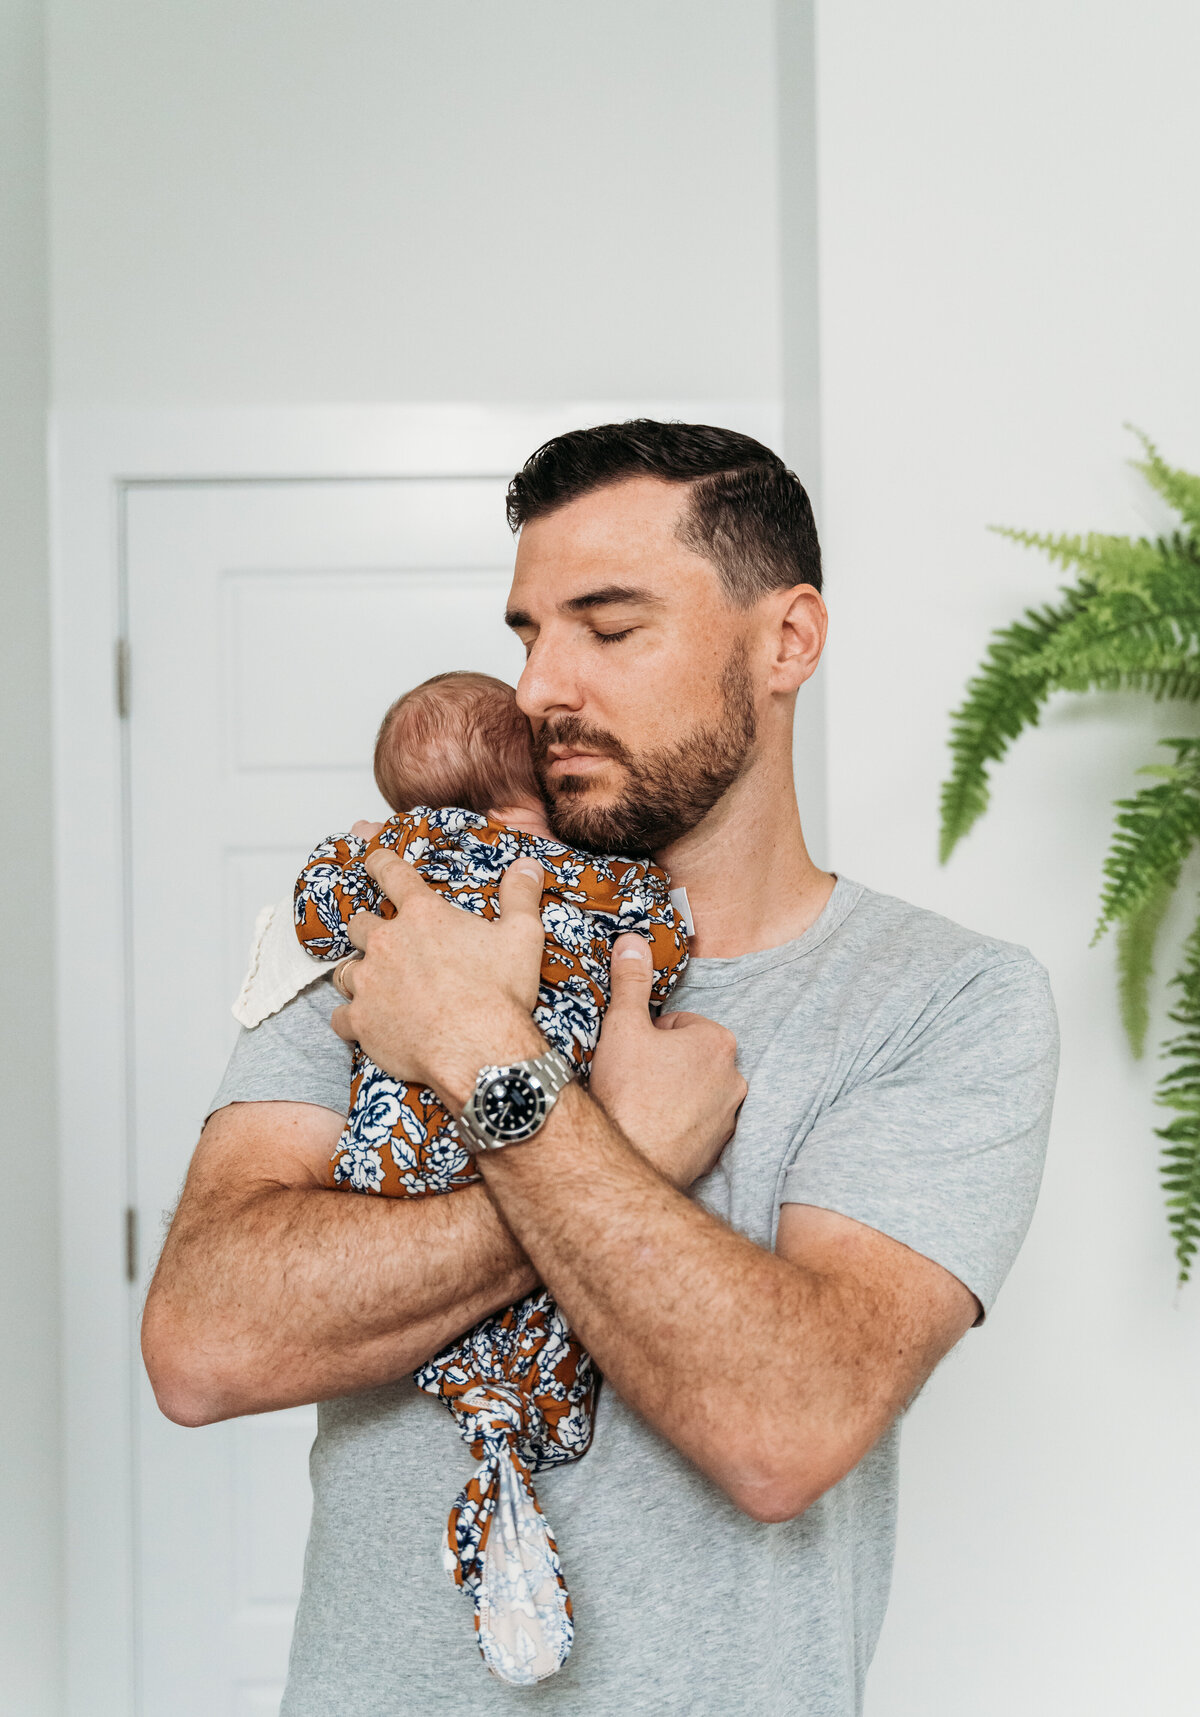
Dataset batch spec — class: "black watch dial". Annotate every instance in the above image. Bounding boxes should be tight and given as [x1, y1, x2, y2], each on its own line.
[478, 1068, 547, 1140]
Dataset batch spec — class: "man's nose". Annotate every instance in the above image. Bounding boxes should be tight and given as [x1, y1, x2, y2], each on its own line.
[516, 635, 585, 723]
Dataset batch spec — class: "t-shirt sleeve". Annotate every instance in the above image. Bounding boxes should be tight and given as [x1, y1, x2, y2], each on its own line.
[779, 952, 1059, 1318]
[206, 973, 352, 1121]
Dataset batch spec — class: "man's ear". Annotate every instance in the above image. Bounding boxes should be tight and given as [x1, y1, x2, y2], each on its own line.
[767, 584, 827, 694]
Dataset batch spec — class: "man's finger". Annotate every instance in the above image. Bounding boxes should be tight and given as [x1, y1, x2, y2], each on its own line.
[350, 819, 384, 842]
[364, 845, 432, 910]
[347, 912, 372, 952]
[497, 856, 544, 914]
[332, 953, 362, 997]
[329, 1001, 356, 1042]
[653, 1008, 705, 1032]
[496, 857, 546, 951]
[608, 933, 655, 1018]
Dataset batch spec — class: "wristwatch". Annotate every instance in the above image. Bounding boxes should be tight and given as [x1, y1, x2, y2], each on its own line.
[454, 1046, 575, 1153]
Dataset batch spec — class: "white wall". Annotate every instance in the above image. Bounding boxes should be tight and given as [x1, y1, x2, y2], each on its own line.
[0, 4, 60, 1716]
[815, 3, 1200, 1711]
[31, 1, 1200, 1709]
[48, 0, 783, 405]
[27, 5, 813, 1710]
[44, 0, 826, 854]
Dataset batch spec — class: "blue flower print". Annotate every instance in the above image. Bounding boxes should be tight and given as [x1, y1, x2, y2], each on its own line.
[332, 1139, 385, 1193]
[423, 805, 487, 837]
[458, 829, 519, 883]
[534, 976, 601, 1065]
[540, 898, 598, 960]
[353, 1064, 407, 1146]
[294, 803, 689, 1688]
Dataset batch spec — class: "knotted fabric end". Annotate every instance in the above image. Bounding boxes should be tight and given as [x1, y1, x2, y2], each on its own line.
[445, 1443, 574, 1686]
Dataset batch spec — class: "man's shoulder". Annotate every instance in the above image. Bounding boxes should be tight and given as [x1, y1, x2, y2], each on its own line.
[830, 879, 1057, 1037]
[806, 880, 1059, 1124]
[206, 971, 351, 1123]
[837, 876, 1049, 994]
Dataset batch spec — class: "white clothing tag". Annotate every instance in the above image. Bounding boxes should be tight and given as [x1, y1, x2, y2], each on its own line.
[668, 885, 695, 938]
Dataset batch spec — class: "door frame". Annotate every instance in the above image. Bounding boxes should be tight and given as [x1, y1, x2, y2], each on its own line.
[49, 400, 783, 1716]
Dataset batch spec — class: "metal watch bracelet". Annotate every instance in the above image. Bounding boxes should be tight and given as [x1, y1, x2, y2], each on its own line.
[454, 1046, 575, 1153]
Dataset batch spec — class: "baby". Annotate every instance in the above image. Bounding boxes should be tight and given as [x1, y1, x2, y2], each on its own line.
[292, 671, 689, 1688]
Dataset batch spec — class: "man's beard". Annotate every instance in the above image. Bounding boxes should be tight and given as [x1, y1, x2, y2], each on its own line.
[533, 641, 758, 856]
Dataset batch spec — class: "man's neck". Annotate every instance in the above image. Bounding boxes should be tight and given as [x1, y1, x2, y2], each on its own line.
[655, 752, 834, 960]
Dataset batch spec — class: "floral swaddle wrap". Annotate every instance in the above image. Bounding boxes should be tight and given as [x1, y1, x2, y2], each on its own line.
[294, 807, 688, 1686]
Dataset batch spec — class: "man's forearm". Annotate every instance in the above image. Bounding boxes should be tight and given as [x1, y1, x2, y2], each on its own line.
[143, 1140, 537, 1424]
[474, 1081, 928, 1521]
[324, 851, 973, 1523]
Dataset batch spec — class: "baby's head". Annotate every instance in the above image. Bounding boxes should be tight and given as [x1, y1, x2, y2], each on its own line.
[374, 671, 550, 833]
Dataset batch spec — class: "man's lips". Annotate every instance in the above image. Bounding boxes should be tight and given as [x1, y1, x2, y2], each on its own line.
[544, 747, 615, 778]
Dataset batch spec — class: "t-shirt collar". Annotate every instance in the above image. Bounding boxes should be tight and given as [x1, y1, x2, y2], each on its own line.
[674, 874, 864, 989]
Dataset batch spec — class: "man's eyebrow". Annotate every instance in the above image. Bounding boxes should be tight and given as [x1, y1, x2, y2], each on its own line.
[504, 585, 662, 631]
[562, 584, 661, 614]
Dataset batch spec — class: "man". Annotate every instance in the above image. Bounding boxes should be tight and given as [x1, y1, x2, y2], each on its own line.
[142, 421, 1058, 1715]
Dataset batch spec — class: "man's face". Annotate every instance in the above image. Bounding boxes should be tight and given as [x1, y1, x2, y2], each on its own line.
[504, 477, 761, 855]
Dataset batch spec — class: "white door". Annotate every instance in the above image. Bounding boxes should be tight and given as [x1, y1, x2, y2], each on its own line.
[125, 477, 524, 1717]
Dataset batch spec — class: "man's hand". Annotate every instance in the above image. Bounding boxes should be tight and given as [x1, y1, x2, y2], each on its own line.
[331, 847, 547, 1106]
[590, 934, 746, 1189]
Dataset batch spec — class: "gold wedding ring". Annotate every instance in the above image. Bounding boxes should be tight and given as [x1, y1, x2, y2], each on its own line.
[333, 953, 363, 1000]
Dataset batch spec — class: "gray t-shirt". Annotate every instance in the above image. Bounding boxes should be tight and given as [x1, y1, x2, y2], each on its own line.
[209, 876, 1058, 1716]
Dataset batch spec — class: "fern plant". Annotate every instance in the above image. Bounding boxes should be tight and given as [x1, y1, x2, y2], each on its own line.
[940, 430, 1200, 1282]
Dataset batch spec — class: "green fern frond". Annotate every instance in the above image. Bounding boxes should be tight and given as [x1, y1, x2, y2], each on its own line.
[939, 585, 1094, 861]
[1094, 668, 1200, 703]
[1009, 540, 1200, 689]
[1128, 425, 1200, 533]
[1156, 906, 1200, 1283]
[990, 526, 1163, 594]
[945, 433, 1200, 1283]
[1094, 739, 1200, 943]
[1035, 667, 1200, 703]
[1116, 875, 1174, 1057]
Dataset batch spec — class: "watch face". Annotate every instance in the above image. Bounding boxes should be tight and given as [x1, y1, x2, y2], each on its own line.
[477, 1068, 546, 1141]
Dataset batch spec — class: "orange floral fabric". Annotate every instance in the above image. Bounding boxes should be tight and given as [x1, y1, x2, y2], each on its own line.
[292, 805, 688, 1684]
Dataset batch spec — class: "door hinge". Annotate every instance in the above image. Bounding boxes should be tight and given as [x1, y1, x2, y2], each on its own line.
[115, 638, 131, 719]
[124, 1205, 139, 1283]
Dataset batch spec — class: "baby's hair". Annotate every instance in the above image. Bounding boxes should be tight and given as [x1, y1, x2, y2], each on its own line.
[373, 670, 542, 816]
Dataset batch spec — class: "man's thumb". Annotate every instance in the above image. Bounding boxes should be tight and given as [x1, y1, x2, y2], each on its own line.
[609, 933, 654, 1013]
[497, 856, 545, 926]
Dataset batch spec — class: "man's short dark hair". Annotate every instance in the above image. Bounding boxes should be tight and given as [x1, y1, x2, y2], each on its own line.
[506, 419, 821, 604]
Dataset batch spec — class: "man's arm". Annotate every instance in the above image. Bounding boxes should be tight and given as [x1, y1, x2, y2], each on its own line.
[142, 864, 744, 1426]
[140, 1100, 538, 1425]
[333, 851, 981, 1523]
[476, 1080, 975, 1522]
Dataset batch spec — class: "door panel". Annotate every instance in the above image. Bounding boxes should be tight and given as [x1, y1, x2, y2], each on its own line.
[126, 478, 521, 1716]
